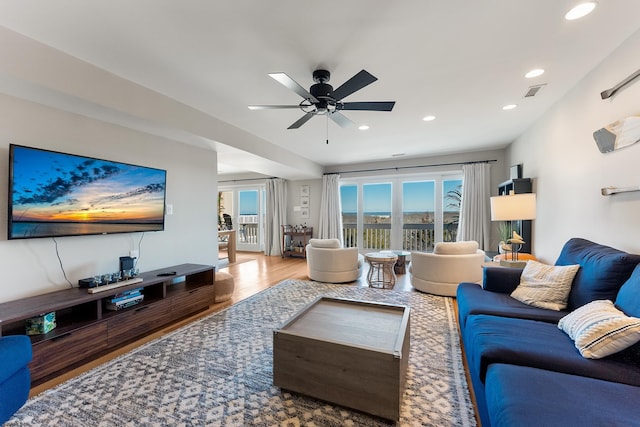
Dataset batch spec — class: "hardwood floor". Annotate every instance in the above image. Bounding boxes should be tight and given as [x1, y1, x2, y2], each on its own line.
[29, 252, 415, 397]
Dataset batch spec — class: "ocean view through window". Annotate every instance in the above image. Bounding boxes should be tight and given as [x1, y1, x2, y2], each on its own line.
[340, 176, 462, 251]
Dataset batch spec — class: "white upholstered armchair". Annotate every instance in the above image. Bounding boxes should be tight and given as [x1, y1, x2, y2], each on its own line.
[410, 241, 485, 296]
[306, 239, 364, 283]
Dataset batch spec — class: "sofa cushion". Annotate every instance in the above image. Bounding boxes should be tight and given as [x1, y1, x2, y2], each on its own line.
[555, 238, 640, 310]
[433, 240, 477, 255]
[457, 282, 568, 329]
[559, 299, 640, 359]
[510, 261, 580, 311]
[308, 238, 341, 249]
[485, 364, 640, 427]
[463, 314, 640, 386]
[616, 264, 640, 317]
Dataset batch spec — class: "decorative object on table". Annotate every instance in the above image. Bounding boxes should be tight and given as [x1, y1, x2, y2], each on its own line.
[600, 67, 640, 99]
[490, 192, 537, 268]
[25, 312, 56, 335]
[593, 115, 640, 153]
[601, 185, 640, 196]
[507, 230, 526, 262]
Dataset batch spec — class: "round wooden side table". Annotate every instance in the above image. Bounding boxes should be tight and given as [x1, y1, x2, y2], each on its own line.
[365, 252, 398, 289]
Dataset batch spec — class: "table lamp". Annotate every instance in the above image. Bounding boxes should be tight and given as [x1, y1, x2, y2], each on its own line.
[490, 192, 537, 267]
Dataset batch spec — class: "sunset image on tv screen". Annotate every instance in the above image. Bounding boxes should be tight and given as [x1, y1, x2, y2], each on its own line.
[9, 145, 166, 239]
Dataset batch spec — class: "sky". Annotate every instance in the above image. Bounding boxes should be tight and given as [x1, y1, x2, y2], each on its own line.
[11, 145, 166, 222]
[239, 190, 259, 215]
[340, 179, 462, 213]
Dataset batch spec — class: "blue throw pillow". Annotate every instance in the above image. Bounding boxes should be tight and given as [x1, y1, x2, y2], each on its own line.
[616, 264, 640, 317]
[555, 238, 640, 310]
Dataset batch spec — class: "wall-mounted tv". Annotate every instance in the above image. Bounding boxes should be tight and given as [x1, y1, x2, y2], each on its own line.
[8, 144, 167, 239]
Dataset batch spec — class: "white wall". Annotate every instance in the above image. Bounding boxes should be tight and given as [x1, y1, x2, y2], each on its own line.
[509, 29, 640, 262]
[286, 179, 323, 234]
[0, 94, 218, 303]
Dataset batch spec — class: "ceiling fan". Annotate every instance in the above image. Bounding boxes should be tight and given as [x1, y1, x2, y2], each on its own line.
[249, 69, 395, 129]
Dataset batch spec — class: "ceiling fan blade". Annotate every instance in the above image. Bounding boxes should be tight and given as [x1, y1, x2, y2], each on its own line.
[287, 112, 315, 129]
[331, 70, 378, 100]
[269, 72, 319, 102]
[340, 101, 396, 111]
[248, 105, 301, 110]
[329, 112, 355, 128]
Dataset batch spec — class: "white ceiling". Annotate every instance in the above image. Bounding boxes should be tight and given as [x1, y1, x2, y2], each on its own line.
[1, 1, 639, 177]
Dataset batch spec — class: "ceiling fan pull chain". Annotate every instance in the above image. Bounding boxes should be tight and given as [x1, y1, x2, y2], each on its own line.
[326, 114, 329, 144]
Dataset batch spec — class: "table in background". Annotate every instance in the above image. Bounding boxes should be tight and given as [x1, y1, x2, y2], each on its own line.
[365, 252, 398, 289]
[218, 229, 236, 263]
[381, 250, 411, 274]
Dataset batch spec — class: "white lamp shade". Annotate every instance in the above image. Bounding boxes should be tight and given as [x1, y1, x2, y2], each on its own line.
[490, 193, 537, 221]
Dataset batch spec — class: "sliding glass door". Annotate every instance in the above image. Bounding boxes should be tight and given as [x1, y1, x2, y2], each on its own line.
[340, 174, 462, 252]
[218, 185, 265, 252]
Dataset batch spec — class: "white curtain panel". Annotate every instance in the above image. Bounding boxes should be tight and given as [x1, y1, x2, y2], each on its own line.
[264, 178, 287, 256]
[318, 174, 344, 243]
[457, 163, 491, 250]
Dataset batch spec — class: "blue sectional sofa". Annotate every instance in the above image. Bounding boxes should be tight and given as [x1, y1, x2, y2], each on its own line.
[457, 238, 640, 427]
[0, 335, 32, 424]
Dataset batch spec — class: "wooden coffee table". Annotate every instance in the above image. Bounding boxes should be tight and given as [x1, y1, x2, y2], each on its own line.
[273, 296, 411, 421]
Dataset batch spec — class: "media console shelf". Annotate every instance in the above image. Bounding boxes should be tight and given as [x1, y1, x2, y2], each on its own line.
[0, 263, 214, 385]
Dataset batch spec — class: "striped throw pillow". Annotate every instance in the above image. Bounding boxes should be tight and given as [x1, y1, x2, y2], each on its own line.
[510, 260, 580, 311]
[558, 299, 640, 359]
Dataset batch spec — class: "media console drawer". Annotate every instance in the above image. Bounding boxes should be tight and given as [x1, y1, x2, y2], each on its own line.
[107, 299, 172, 347]
[31, 322, 108, 382]
[170, 285, 214, 320]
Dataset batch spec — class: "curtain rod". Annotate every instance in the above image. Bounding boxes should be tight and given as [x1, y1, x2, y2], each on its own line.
[218, 176, 277, 183]
[323, 159, 497, 175]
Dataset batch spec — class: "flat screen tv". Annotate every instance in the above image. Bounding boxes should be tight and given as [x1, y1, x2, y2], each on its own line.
[8, 144, 167, 239]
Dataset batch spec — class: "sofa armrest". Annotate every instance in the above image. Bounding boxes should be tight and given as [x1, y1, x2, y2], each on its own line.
[482, 267, 523, 293]
[0, 336, 32, 384]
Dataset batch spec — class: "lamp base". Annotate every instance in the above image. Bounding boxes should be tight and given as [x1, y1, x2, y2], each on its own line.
[499, 259, 528, 268]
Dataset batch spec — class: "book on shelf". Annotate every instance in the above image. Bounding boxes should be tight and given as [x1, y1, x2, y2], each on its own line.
[105, 294, 144, 311]
[107, 289, 142, 304]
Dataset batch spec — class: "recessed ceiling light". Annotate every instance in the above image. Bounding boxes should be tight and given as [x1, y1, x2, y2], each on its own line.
[358, 125, 370, 130]
[422, 115, 436, 122]
[502, 104, 517, 110]
[565, 2, 597, 20]
[525, 69, 545, 78]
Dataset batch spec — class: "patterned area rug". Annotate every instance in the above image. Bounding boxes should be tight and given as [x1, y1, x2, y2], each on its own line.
[8, 280, 476, 426]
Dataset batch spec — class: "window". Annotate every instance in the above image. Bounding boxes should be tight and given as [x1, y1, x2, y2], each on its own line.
[402, 181, 434, 251]
[443, 179, 462, 242]
[218, 185, 264, 251]
[340, 173, 462, 251]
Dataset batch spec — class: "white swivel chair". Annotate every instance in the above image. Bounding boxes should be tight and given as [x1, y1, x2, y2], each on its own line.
[410, 241, 485, 296]
[306, 238, 364, 283]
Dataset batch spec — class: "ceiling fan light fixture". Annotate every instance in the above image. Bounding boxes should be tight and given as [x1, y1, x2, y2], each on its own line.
[502, 104, 517, 111]
[565, 2, 597, 20]
[422, 115, 436, 122]
[525, 68, 545, 78]
[358, 125, 370, 130]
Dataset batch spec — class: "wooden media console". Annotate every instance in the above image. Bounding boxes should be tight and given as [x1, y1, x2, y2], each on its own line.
[0, 263, 215, 386]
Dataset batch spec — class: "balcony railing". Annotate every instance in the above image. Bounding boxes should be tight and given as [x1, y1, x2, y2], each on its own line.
[343, 223, 457, 252]
[239, 222, 258, 244]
